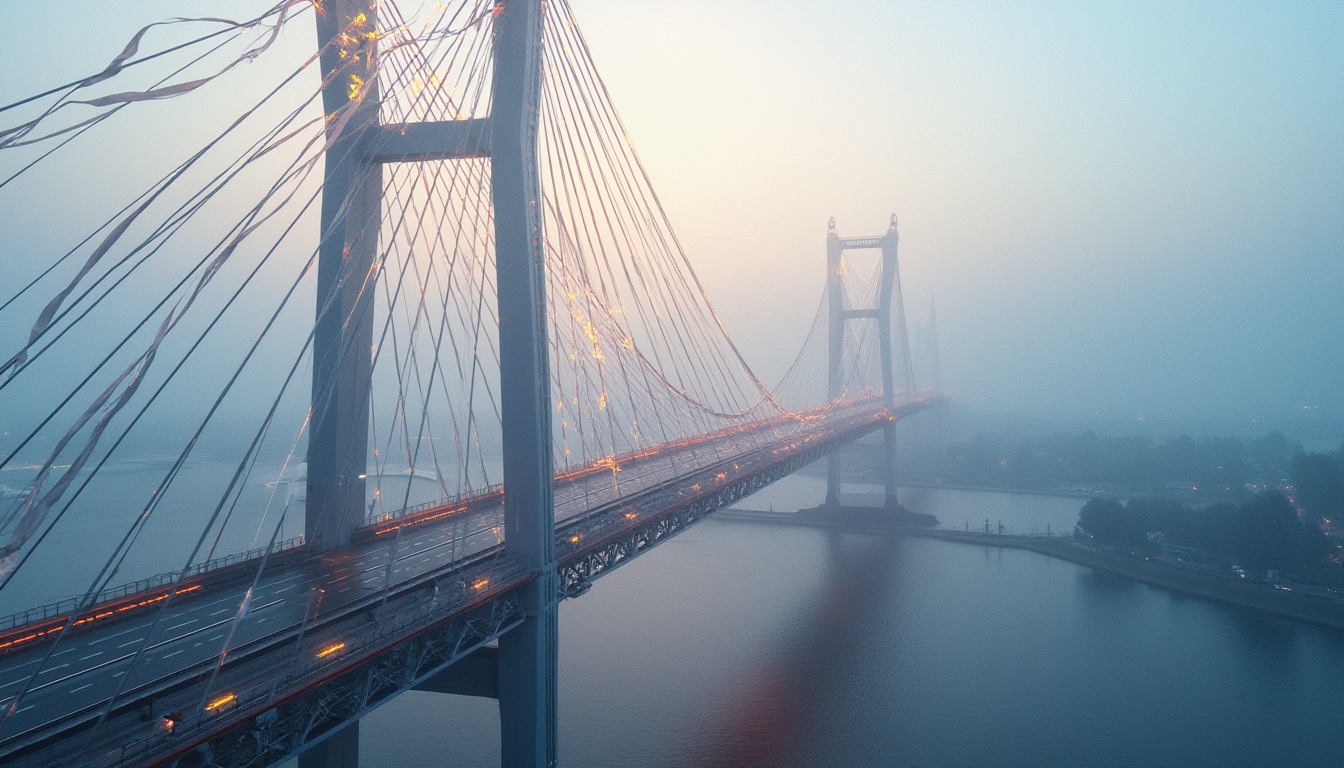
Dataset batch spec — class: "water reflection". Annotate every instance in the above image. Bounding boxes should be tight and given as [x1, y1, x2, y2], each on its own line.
[351, 480, 1344, 767]
[689, 532, 900, 768]
[731, 474, 1083, 536]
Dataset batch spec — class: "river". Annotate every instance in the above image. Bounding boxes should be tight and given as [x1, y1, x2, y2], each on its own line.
[8, 462, 1340, 766]
[322, 474, 1344, 767]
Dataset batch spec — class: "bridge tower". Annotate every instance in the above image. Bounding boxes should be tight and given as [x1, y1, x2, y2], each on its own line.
[307, 2, 556, 767]
[825, 215, 913, 510]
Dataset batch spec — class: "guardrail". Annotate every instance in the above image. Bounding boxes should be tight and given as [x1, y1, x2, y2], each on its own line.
[359, 485, 503, 529]
[106, 560, 531, 768]
[0, 536, 305, 634]
[4, 404, 906, 638]
[0, 402, 940, 766]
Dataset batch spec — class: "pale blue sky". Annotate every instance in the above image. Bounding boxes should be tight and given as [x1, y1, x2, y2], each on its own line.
[561, 0, 1344, 432]
[4, 0, 1342, 434]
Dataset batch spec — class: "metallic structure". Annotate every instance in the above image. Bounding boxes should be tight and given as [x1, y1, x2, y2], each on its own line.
[824, 216, 913, 510]
[307, 0, 384, 553]
[308, 1, 556, 765]
[0, 6, 946, 768]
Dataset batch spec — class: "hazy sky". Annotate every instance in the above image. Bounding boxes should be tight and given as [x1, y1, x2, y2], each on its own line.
[5, 0, 1342, 436]
[572, 0, 1343, 430]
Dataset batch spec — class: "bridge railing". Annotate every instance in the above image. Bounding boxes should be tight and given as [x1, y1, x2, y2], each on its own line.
[106, 559, 531, 768]
[0, 536, 306, 634]
[360, 484, 503, 529]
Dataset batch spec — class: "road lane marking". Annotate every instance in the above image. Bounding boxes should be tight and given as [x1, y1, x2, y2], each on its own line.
[249, 598, 284, 614]
[27, 651, 136, 693]
[87, 626, 141, 645]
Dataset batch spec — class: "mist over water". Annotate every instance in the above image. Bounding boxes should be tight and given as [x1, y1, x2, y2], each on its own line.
[320, 476, 1343, 768]
[0, 3, 1339, 766]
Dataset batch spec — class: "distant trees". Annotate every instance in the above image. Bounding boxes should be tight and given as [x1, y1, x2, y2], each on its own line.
[1291, 446, 1344, 526]
[941, 430, 1302, 495]
[1249, 431, 1296, 481]
[1078, 496, 1197, 551]
[1077, 492, 1337, 583]
[1225, 493, 1332, 574]
[1077, 498, 1126, 544]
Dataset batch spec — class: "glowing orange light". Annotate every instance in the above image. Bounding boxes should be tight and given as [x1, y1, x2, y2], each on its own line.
[205, 693, 236, 712]
[0, 584, 203, 653]
[372, 503, 468, 535]
[316, 642, 346, 659]
[471, 577, 490, 590]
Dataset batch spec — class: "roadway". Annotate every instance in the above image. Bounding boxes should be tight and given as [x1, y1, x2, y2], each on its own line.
[0, 397, 912, 765]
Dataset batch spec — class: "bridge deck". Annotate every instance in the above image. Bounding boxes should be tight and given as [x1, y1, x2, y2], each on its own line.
[0, 396, 938, 767]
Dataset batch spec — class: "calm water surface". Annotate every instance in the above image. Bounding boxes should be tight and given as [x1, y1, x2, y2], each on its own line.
[331, 477, 1344, 767]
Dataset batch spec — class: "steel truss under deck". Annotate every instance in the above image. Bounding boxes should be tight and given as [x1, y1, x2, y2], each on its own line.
[156, 594, 523, 768]
[54, 409, 921, 768]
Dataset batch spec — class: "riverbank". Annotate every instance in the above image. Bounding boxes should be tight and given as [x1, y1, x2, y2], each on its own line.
[912, 529, 1344, 632]
[793, 471, 1105, 501]
[796, 470, 1252, 504]
[896, 482, 1100, 500]
[717, 508, 1344, 632]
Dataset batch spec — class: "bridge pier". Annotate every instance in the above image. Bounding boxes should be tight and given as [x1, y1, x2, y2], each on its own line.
[297, 721, 359, 768]
[303, 0, 558, 763]
[498, 591, 559, 768]
[415, 646, 501, 699]
[490, 1, 559, 766]
[824, 216, 911, 514]
[825, 219, 845, 507]
[307, 0, 383, 553]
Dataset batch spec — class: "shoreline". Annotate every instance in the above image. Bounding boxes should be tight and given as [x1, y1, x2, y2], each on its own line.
[716, 509, 1344, 632]
[914, 530, 1344, 632]
[794, 475, 1100, 500]
[798, 475, 1252, 503]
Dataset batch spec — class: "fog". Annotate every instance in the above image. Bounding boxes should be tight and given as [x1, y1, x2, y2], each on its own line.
[575, 0, 1343, 434]
[2, 0, 1341, 445]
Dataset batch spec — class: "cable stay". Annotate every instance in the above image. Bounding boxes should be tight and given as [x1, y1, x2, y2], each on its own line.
[0, 2, 942, 755]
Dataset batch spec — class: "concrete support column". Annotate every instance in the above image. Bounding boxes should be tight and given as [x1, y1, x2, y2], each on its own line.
[298, 721, 359, 768]
[825, 218, 844, 507]
[878, 216, 899, 508]
[490, 2, 558, 767]
[499, 593, 559, 767]
[307, 0, 383, 552]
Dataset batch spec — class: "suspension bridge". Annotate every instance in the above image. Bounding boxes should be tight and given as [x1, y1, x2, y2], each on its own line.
[0, 2, 944, 766]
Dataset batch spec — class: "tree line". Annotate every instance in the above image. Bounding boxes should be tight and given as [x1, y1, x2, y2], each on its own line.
[940, 430, 1334, 497]
[1077, 494, 1336, 582]
[1074, 446, 1343, 584]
